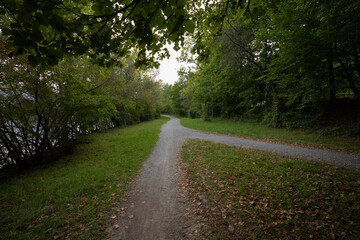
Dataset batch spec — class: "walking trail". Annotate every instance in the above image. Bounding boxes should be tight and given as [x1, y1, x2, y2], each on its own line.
[106, 115, 359, 240]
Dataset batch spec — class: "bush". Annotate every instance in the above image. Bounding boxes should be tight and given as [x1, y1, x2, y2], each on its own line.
[188, 108, 200, 119]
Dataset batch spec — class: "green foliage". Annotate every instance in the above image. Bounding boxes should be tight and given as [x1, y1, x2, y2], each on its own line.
[159, 66, 196, 117]
[188, 107, 200, 119]
[171, 79, 187, 116]
[159, 83, 174, 114]
[0, 38, 163, 168]
[174, 0, 360, 129]
[0, 117, 168, 240]
[181, 139, 360, 239]
[0, 0, 196, 67]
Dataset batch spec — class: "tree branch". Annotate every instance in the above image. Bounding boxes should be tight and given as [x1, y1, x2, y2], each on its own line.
[85, 72, 116, 94]
[223, 30, 263, 70]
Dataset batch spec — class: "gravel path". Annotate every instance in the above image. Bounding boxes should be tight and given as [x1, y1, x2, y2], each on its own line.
[106, 115, 359, 240]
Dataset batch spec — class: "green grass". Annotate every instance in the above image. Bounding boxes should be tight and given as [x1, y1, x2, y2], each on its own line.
[181, 139, 360, 240]
[0, 117, 168, 240]
[180, 118, 360, 153]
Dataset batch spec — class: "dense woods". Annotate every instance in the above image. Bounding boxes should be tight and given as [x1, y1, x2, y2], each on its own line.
[1, 0, 360, 168]
[166, 0, 360, 133]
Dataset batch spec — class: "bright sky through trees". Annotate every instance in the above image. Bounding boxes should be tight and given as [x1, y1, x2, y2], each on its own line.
[157, 44, 182, 85]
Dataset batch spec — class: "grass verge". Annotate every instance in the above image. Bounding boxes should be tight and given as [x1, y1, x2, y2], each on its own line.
[181, 139, 360, 239]
[0, 117, 168, 240]
[180, 118, 360, 153]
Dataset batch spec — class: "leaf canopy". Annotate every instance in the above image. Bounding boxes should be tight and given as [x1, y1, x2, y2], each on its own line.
[0, 0, 196, 67]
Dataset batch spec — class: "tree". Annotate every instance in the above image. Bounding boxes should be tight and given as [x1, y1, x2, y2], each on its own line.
[0, 38, 163, 168]
[159, 83, 173, 114]
[171, 77, 187, 116]
[0, 0, 196, 67]
[179, 0, 360, 128]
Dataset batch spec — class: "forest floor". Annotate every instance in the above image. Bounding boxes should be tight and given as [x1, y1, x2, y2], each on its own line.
[106, 115, 359, 239]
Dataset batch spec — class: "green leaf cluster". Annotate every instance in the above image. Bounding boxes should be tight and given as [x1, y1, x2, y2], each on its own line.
[0, 0, 197, 67]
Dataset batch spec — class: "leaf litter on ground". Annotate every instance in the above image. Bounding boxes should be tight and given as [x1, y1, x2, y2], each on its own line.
[180, 139, 360, 240]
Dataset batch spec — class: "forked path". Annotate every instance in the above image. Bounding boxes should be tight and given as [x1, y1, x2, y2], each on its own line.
[106, 115, 359, 240]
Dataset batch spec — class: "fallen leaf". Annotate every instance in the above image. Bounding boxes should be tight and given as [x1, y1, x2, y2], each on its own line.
[113, 224, 120, 229]
[111, 215, 117, 219]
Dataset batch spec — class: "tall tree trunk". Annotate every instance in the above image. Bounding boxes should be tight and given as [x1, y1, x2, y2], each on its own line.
[353, 52, 360, 78]
[339, 58, 358, 97]
[268, 80, 280, 127]
[328, 51, 336, 103]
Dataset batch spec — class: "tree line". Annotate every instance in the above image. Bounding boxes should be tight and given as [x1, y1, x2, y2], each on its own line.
[166, 0, 360, 133]
[0, 0, 198, 169]
[1, 0, 360, 169]
[0, 43, 162, 168]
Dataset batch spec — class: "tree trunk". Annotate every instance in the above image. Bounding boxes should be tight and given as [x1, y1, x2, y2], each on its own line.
[340, 58, 358, 97]
[328, 51, 336, 103]
[353, 52, 360, 78]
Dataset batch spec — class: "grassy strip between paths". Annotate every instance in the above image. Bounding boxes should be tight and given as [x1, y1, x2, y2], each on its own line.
[0, 117, 168, 240]
[180, 118, 360, 154]
[181, 139, 360, 240]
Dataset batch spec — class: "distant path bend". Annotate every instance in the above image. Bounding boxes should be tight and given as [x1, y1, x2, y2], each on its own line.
[165, 115, 359, 168]
[106, 115, 359, 240]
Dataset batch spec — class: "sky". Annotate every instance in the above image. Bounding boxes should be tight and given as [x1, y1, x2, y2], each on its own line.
[156, 44, 182, 85]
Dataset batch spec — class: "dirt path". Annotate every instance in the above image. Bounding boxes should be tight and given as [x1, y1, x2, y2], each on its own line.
[106, 115, 359, 240]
